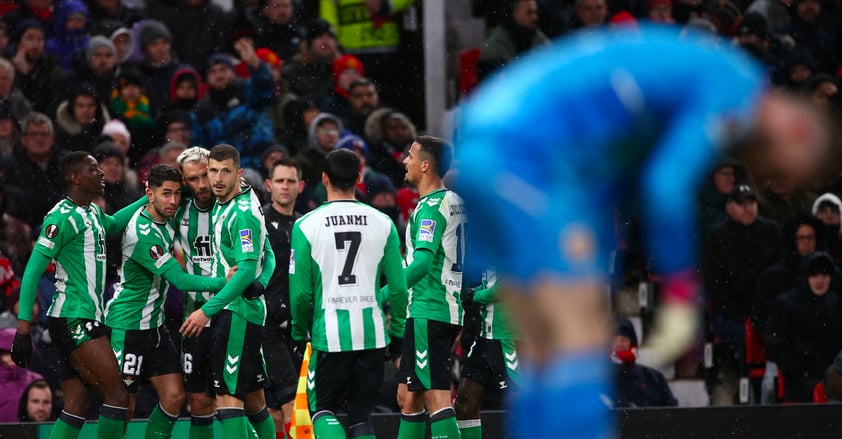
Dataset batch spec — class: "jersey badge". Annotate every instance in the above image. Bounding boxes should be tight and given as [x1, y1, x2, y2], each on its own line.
[419, 219, 436, 243]
[240, 229, 254, 252]
[271, 221, 279, 230]
[45, 224, 59, 239]
[149, 245, 165, 260]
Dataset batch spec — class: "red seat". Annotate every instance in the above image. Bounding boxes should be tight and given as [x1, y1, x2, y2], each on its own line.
[744, 319, 766, 379]
[458, 48, 481, 97]
[814, 381, 829, 403]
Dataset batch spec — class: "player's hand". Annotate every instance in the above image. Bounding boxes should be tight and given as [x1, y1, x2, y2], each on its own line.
[642, 302, 699, 366]
[386, 337, 402, 364]
[451, 329, 463, 355]
[180, 310, 210, 338]
[243, 281, 265, 299]
[226, 266, 238, 281]
[11, 332, 32, 368]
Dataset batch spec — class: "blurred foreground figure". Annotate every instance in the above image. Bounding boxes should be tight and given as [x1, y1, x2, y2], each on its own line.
[457, 25, 829, 439]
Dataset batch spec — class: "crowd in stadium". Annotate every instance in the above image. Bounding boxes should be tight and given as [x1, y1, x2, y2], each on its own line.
[0, 0, 839, 436]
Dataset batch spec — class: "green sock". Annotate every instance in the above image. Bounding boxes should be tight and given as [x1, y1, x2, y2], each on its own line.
[457, 419, 481, 439]
[430, 408, 461, 439]
[98, 404, 127, 439]
[397, 411, 427, 439]
[50, 412, 84, 439]
[249, 407, 277, 439]
[145, 404, 178, 439]
[190, 415, 215, 439]
[219, 408, 251, 437]
[313, 412, 346, 439]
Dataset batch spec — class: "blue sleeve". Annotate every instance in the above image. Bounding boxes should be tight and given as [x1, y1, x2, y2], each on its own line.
[245, 62, 276, 108]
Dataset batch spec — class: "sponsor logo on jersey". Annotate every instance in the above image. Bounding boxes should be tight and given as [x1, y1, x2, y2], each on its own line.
[240, 229, 254, 252]
[45, 224, 58, 239]
[288, 249, 295, 274]
[419, 219, 436, 243]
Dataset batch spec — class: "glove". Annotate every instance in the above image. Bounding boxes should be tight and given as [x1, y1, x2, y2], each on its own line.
[243, 281, 265, 300]
[642, 302, 699, 366]
[291, 340, 308, 361]
[11, 332, 32, 367]
[461, 288, 476, 309]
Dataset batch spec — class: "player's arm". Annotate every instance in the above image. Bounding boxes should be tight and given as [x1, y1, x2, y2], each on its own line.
[289, 222, 313, 343]
[472, 283, 498, 305]
[257, 236, 275, 289]
[404, 205, 447, 288]
[162, 263, 226, 292]
[383, 223, 408, 340]
[133, 227, 227, 292]
[102, 196, 147, 235]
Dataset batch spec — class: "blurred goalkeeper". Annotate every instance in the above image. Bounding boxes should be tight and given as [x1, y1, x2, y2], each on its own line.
[456, 25, 830, 439]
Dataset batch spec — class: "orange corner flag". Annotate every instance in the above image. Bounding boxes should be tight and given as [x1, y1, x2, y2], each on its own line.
[290, 342, 313, 439]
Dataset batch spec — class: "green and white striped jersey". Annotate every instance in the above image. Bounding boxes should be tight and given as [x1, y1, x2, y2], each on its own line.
[36, 198, 108, 321]
[405, 188, 467, 326]
[290, 200, 407, 352]
[211, 186, 267, 325]
[177, 199, 214, 314]
[106, 206, 181, 330]
[475, 268, 517, 341]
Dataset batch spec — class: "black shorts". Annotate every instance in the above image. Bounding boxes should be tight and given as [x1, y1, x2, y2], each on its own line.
[211, 310, 267, 400]
[48, 317, 108, 381]
[183, 329, 213, 395]
[108, 325, 182, 393]
[309, 348, 385, 419]
[398, 318, 460, 391]
[263, 325, 300, 408]
[461, 338, 521, 392]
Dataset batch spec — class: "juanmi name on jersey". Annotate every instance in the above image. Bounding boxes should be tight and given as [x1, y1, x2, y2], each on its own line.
[324, 214, 369, 227]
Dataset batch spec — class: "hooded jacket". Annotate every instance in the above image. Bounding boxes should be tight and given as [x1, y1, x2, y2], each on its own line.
[294, 112, 344, 187]
[45, 0, 90, 70]
[765, 252, 842, 402]
[811, 192, 842, 257]
[612, 316, 678, 408]
[55, 89, 111, 152]
[168, 66, 206, 110]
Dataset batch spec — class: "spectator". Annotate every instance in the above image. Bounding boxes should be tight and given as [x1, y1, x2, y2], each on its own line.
[110, 66, 154, 135]
[812, 192, 842, 258]
[566, 0, 609, 33]
[318, 53, 364, 123]
[9, 19, 60, 115]
[790, 0, 838, 75]
[3, 112, 65, 228]
[0, 58, 32, 122]
[282, 18, 338, 102]
[611, 316, 678, 408]
[54, 83, 111, 152]
[168, 65, 205, 112]
[101, 118, 131, 157]
[257, 47, 298, 143]
[478, 0, 549, 80]
[345, 78, 380, 136]
[147, 0, 228, 71]
[735, 12, 781, 78]
[365, 108, 416, 189]
[87, 0, 142, 27]
[803, 73, 840, 114]
[697, 155, 749, 243]
[295, 112, 342, 190]
[279, 98, 319, 155]
[648, 0, 674, 23]
[130, 19, 183, 118]
[93, 143, 138, 213]
[365, 171, 400, 229]
[0, 185, 30, 275]
[0, 103, 20, 163]
[44, 0, 88, 71]
[255, 0, 302, 61]
[191, 42, 275, 169]
[746, 0, 792, 37]
[0, 328, 43, 422]
[752, 214, 822, 335]
[157, 108, 191, 146]
[58, 36, 116, 107]
[766, 252, 842, 402]
[757, 175, 816, 226]
[258, 144, 288, 178]
[780, 46, 818, 90]
[17, 379, 53, 422]
[704, 183, 783, 404]
[2, 0, 53, 39]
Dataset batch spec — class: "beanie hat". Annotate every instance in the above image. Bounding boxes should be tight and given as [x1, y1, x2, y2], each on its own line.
[207, 53, 235, 72]
[86, 35, 115, 62]
[336, 133, 368, 158]
[365, 173, 396, 201]
[102, 119, 131, 146]
[139, 19, 171, 49]
[116, 67, 145, 89]
[256, 47, 282, 68]
[13, 19, 45, 44]
[332, 54, 365, 83]
[306, 19, 335, 42]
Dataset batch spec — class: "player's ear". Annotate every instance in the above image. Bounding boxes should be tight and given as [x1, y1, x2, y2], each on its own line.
[264, 178, 271, 193]
[321, 172, 329, 188]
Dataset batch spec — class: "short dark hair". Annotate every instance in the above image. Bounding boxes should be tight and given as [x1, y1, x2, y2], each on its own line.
[147, 164, 182, 189]
[60, 151, 94, 184]
[209, 144, 241, 168]
[268, 157, 302, 180]
[324, 149, 360, 191]
[17, 379, 52, 422]
[348, 78, 375, 94]
[415, 135, 453, 177]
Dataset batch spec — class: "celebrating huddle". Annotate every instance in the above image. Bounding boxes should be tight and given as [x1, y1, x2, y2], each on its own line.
[8, 135, 491, 439]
